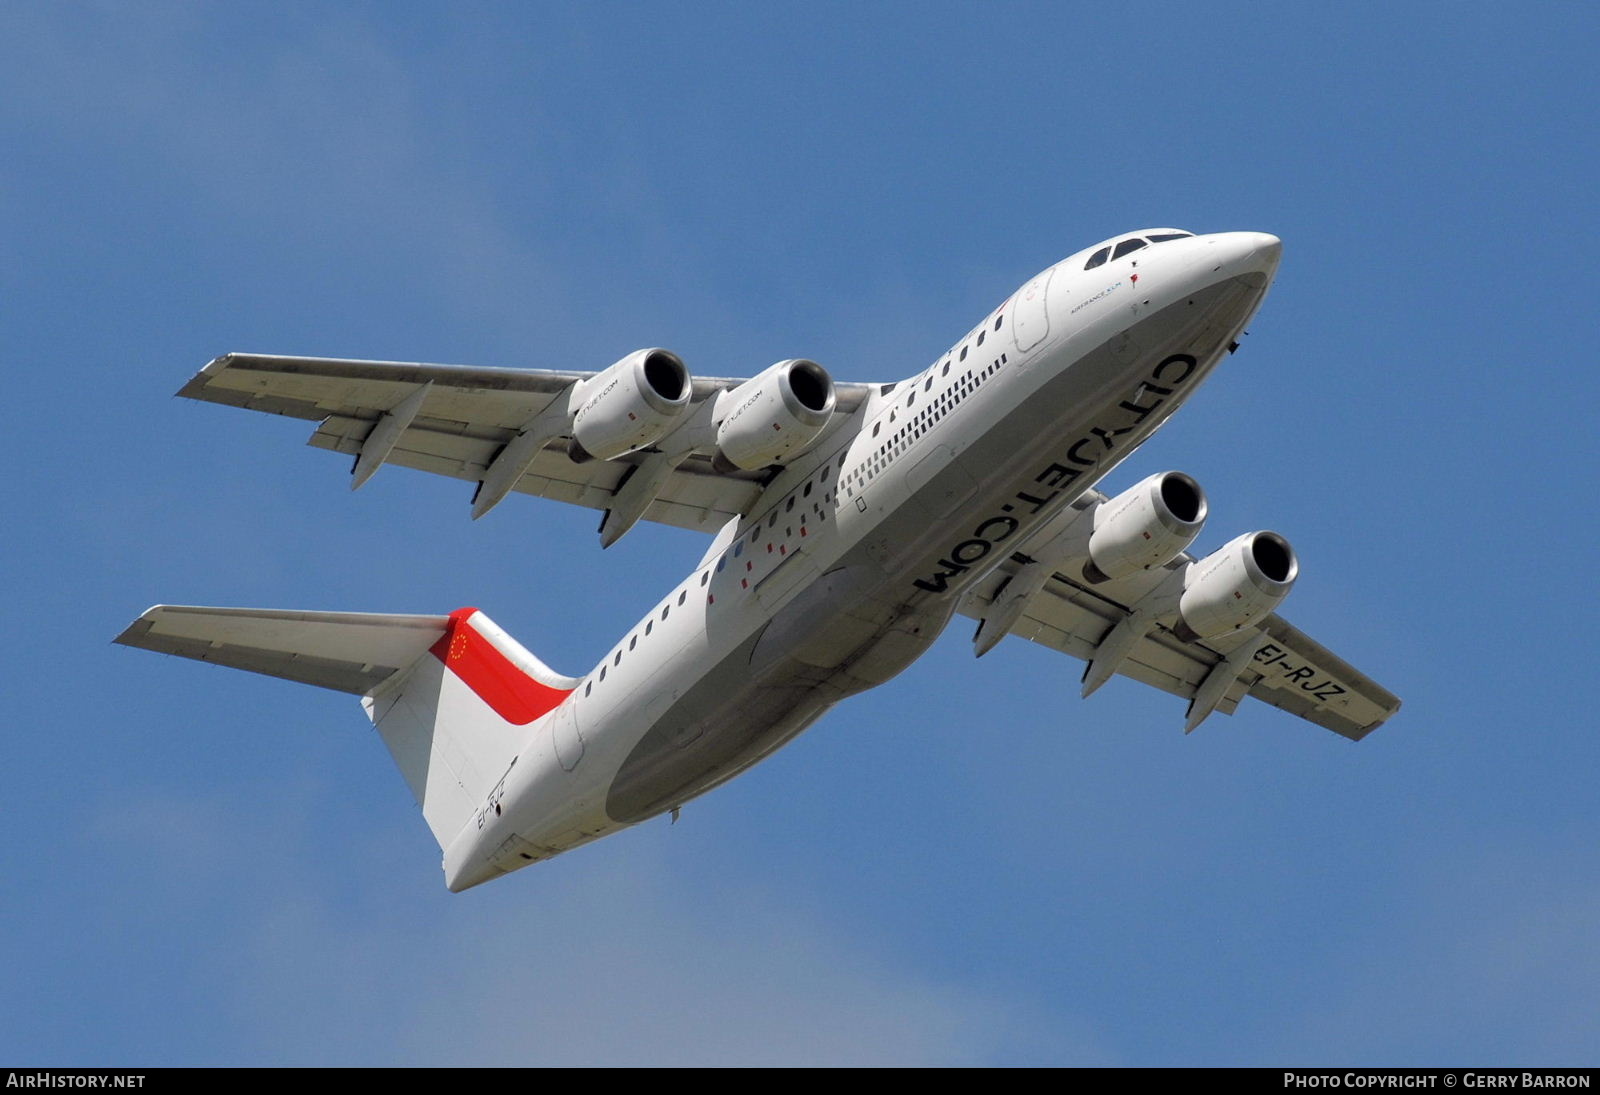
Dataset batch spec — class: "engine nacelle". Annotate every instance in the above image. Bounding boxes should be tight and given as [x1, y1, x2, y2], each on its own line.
[711, 359, 836, 472]
[568, 348, 691, 463]
[1174, 531, 1298, 642]
[1084, 471, 1208, 583]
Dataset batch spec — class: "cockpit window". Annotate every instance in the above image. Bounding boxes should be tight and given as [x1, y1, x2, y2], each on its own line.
[1112, 238, 1147, 260]
[1084, 246, 1111, 270]
[1147, 232, 1193, 242]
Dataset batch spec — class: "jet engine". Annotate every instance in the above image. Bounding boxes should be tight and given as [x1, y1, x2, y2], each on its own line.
[711, 359, 836, 472]
[567, 349, 692, 463]
[1174, 531, 1298, 642]
[1083, 471, 1208, 583]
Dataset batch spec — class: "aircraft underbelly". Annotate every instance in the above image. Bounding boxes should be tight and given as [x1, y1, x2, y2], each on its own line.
[603, 273, 1268, 826]
[603, 543, 941, 823]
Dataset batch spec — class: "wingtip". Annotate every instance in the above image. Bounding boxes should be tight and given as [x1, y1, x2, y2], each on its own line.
[174, 353, 235, 399]
[112, 608, 164, 649]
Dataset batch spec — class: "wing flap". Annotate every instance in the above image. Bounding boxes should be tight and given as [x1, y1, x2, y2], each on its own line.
[308, 415, 760, 530]
[995, 568, 1215, 702]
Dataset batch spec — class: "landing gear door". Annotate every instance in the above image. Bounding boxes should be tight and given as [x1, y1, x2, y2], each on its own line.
[1012, 266, 1054, 355]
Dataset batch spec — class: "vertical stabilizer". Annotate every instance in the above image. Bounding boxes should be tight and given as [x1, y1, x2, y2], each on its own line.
[364, 608, 579, 847]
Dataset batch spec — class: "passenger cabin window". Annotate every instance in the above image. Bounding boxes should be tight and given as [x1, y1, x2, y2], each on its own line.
[1085, 246, 1111, 270]
[1112, 238, 1147, 259]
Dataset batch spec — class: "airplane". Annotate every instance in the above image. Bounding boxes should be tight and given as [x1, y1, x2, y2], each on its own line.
[116, 227, 1401, 892]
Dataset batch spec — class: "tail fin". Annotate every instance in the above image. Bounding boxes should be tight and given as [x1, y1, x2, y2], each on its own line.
[116, 605, 577, 849]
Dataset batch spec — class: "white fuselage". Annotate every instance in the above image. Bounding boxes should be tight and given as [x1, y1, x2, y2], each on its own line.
[444, 230, 1283, 890]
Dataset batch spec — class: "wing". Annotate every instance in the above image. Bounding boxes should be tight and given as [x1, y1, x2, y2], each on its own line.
[959, 494, 1400, 740]
[177, 353, 876, 537]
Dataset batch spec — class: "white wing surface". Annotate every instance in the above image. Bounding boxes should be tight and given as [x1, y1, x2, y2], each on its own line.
[178, 353, 877, 535]
[959, 492, 1400, 740]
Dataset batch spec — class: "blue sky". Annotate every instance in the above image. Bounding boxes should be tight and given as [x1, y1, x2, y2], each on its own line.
[3, 2, 1597, 1066]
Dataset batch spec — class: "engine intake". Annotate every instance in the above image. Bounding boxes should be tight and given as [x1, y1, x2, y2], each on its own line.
[1174, 530, 1298, 642]
[1083, 471, 1208, 583]
[711, 359, 836, 472]
[567, 349, 691, 463]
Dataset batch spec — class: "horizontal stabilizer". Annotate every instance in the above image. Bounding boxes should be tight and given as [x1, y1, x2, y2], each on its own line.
[114, 606, 449, 695]
[116, 604, 582, 858]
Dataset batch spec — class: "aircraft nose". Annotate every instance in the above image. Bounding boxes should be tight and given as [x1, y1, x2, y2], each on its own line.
[1192, 231, 1283, 278]
[1239, 232, 1282, 273]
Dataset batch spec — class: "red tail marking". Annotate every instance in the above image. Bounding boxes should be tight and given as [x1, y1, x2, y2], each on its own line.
[429, 607, 571, 725]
